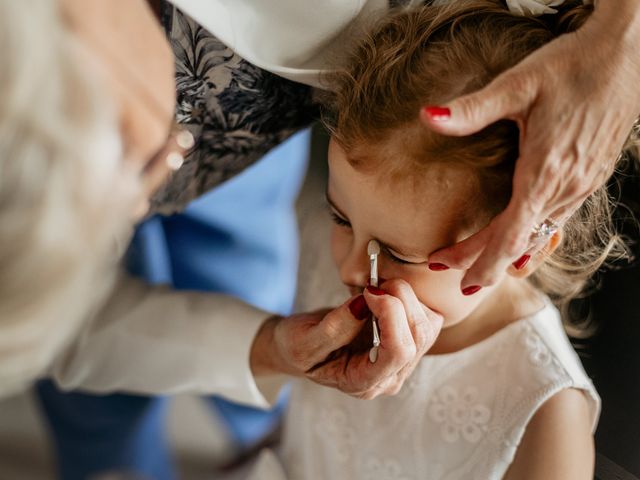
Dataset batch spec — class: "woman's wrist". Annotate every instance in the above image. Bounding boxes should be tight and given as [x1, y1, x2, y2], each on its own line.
[591, 0, 640, 47]
[249, 314, 283, 377]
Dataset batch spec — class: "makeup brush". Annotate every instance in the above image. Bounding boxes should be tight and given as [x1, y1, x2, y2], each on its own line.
[367, 240, 381, 363]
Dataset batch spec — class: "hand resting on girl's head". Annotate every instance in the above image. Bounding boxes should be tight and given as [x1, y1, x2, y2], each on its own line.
[423, 0, 640, 293]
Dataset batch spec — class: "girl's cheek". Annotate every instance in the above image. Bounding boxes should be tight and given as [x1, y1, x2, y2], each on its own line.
[330, 225, 350, 267]
[402, 269, 469, 317]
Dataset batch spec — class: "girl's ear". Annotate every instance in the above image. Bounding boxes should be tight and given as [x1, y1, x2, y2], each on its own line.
[508, 230, 563, 279]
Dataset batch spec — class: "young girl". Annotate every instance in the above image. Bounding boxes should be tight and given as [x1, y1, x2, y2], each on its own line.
[246, 1, 639, 478]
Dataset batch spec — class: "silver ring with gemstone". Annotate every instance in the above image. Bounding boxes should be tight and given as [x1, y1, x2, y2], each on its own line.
[530, 218, 559, 242]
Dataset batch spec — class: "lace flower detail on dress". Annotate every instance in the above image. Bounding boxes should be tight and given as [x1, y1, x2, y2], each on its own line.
[363, 457, 413, 480]
[521, 325, 552, 367]
[314, 406, 356, 464]
[428, 385, 491, 443]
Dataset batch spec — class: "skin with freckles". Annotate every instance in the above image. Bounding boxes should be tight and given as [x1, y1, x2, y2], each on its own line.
[327, 138, 546, 354]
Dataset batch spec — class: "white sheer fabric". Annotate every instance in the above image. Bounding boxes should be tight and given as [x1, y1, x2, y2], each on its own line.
[246, 302, 599, 479]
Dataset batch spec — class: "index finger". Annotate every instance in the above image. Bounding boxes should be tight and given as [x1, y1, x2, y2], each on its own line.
[305, 295, 371, 363]
[421, 70, 533, 137]
[360, 289, 417, 382]
[460, 190, 545, 290]
[309, 290, 416, 395]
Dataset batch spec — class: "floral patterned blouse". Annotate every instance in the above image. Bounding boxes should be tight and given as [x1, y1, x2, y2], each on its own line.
[150, 2, 318, 214]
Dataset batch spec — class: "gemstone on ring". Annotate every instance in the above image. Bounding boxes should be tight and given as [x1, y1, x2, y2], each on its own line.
[530, 218, 559, 241]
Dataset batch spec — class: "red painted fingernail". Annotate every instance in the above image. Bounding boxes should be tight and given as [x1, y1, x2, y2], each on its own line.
[366, 286, 386, 296]
[428, 263, 449, 271]
[462, 285, 482, 296]
[512, 254, 531, 270]
[348, 295, 370, 320]
[423, 106, 451, 121]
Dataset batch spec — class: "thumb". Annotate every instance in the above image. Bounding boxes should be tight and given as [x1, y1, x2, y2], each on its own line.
[420, 71, 531, 136]
[312, 295, 369, 356]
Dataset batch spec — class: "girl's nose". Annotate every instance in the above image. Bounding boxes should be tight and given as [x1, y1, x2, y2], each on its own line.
[339, 243, 371, 288]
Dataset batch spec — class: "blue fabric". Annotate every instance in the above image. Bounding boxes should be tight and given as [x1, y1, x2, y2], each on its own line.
[36, 129, 310, 480]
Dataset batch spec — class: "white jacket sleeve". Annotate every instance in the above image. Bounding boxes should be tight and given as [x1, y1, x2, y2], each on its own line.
[168, 0, 389, 87]
[47, 272, 279, 408]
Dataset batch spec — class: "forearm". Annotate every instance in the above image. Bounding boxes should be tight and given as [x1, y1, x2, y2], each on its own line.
[47, 272, 273, 407]
[591, 0, 640, 52]
[250, 315, 283, 377]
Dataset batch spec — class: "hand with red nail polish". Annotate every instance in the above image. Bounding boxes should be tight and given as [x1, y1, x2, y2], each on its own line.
[305, 279, 443, 400]
[461, 285, 482, 296]
[428, 263, 449, 271]
[421, 106, 451, 122]
[512, 255, 530, 271]
[348, 294, 371, 320]
[250, 294, 369, 378]
[366, 285, 386, 296]
[421, 0, 640, 291]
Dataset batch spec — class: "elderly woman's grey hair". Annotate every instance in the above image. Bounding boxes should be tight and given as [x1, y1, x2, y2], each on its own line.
[0, 0, 139, 396]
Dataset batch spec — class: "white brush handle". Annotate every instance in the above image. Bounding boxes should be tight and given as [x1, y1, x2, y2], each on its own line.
[369, 254, 380, 362]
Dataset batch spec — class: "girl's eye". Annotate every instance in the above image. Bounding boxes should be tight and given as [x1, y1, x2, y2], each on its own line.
[384, 247, 411, 265]
[330, 211, 351, 228]
[384, 247, 427, 266]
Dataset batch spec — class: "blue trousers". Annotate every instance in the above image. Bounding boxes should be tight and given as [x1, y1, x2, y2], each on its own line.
[36, 130, 310, 480]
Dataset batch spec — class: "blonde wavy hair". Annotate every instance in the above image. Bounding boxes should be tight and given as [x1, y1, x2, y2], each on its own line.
[323, 0, 638, 329]
[0, 0, 139, 395]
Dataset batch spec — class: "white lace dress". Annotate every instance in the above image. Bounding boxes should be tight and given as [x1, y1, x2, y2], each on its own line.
[246, 302, 599, 480]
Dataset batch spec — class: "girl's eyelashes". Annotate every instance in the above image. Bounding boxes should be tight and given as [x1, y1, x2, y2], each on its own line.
[329, 210, 351, 228]
[327, 206, 423, 265]
[383, 246, 412, 265]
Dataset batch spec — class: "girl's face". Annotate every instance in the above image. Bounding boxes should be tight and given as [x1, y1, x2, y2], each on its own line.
[328, 139, 505, 327]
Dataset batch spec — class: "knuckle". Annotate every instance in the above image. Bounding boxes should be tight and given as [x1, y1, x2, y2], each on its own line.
[382, 278, 412, 297]
[446, 248, 471, 268]
[501, 70, 534, 93]
[474, 273, 499, 288]
[319, 316, 342, 341]
[563, 178, 584, 199]
[414, 323, 433, 351]
[458, 96, 481, 125]
[398, 343, 417, 364]
[498, 72, 536, 110]
[358, 390, 377, 401]
[377, 294, 404, 314]
[502, 231, 526, 258]
[529, 171, 557, 201]
[425, 316, 444, 346]
[387, 382, 403, 397]
[289, 345, 308, 368]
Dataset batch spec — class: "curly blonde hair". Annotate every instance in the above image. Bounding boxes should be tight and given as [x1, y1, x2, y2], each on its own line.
[323, 0, 638, 330]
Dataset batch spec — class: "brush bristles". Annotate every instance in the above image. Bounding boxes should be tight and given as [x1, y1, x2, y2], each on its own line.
[367, 239, 381, 256]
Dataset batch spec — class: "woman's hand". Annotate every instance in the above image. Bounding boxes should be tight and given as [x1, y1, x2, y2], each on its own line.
[421, 0, 640, 293]
[250, 279, 443, 399]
